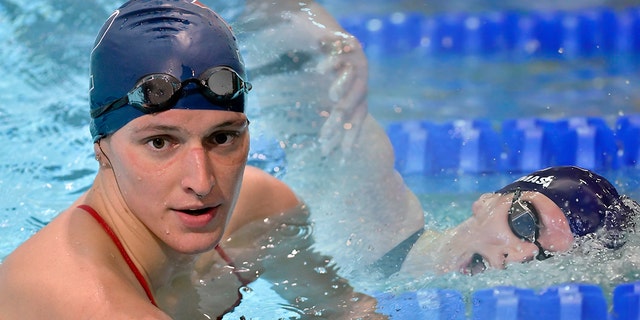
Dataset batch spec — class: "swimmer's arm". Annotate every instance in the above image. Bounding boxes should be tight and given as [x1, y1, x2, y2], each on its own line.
[254, 207, 386, 319]
[194, 206, 386, 318]
[238, 207, 385, 318]
[258, 238, 386, 318]
[400, 229, 457, 276]
[401, 230, 440, 274]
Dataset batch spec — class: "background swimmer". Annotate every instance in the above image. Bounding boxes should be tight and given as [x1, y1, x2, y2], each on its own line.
[401, 166, 638, 276]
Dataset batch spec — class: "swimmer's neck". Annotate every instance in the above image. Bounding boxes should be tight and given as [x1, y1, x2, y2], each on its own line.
[84, 172, 197, 290]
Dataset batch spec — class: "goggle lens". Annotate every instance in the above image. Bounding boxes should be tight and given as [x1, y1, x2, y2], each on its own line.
[509, 199, 539, 242]
[203, 67, 251, 100]
[129, 74, 180, 109]
[507, 189, 552, 260]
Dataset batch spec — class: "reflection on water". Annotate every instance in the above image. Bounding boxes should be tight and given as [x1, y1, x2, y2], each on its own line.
[368, 53, 640, 125]
[221, 279, 304, 319]
[322, 0, 640, 17]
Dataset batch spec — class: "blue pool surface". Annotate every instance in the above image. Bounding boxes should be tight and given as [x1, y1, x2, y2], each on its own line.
[3, 1, 640, 318]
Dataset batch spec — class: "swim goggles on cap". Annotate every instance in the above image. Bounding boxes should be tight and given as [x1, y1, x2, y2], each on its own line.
[508, 189, 552, 260]
[90, 66, 252, 118]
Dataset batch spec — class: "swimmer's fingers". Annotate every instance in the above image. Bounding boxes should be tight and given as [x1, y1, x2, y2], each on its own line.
[333, 70, 368, 153]
[319, 89, 367, 156]
[328, 61, 353, 102]
[321, 61, 368, 155]
[340, 99, 367, 154]
[328, 56, 368, 105]
[318, 109, 346, 156]
[335, 56, 369, 118]
[317, 36, 368, 155]
[317, 35, 368, 111]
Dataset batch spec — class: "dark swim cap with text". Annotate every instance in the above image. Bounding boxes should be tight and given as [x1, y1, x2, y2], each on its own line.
[497, 166, 633, 239]
[89, 0, 247, 141]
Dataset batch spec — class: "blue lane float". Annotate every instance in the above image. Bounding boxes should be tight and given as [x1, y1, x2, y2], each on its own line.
[339, 6, 640, 57]
[500, 117, 620, 173]
[617, 115, 640, 167]
[613, 282, 640, 320]
[386, 119, 502, 174]
[374, 282, 640, 319]
[374, 288, 466, 319]
[386, 114, 640, 175]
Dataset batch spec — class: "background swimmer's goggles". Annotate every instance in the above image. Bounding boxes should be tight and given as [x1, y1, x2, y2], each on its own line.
[91, 66, 252, 118]
[508, 189, 552, 260]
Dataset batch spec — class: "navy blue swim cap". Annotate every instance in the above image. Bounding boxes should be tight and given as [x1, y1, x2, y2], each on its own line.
[89, 0, 247, 141]
[497, 166, 633, 241]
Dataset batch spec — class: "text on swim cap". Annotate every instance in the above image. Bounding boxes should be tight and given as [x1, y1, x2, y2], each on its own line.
[514, 174, 555, 189]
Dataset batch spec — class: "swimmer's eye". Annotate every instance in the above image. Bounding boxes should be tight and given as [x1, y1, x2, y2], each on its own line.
[209, 131, 240, 146]
[147, 137, 170, 150]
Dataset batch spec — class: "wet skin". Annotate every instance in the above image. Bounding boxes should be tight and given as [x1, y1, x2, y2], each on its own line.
[96, 109, 251, 255]
[402, 191, 575, 276]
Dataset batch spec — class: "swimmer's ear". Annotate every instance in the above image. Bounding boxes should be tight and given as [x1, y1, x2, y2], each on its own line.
[93, 143, 111, 168]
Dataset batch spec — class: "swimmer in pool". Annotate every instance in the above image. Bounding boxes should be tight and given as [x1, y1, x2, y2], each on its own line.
[400, 166, 638, 277]
[0, 1, 382, 318]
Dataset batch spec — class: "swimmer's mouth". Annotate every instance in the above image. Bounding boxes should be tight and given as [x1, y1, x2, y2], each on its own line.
[179, 207, 216, 216]
[462, 253, 487, 275]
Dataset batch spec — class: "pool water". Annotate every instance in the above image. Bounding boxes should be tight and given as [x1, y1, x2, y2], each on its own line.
[336, 5, 640, 318]
[367, 53, 640, 125]
[2, 0, 640, 318]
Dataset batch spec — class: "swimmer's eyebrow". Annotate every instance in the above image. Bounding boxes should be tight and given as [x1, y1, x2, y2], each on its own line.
[134, 119, 249, 133]
[134, 124, 180, 133]
[213, 119, 250, 129]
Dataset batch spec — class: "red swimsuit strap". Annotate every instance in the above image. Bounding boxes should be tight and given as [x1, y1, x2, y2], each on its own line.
[77, 204, 158, 307]
[215, 245, 251, 286]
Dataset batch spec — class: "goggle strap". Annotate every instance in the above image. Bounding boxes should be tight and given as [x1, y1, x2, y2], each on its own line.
[90, 96, 129, 118]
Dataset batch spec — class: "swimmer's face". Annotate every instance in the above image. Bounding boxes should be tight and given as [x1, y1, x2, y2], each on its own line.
[445, 192, 574, 275]
[97, 109, 249, 254]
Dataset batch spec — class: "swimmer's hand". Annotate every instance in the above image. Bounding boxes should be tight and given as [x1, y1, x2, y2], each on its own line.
[317, 34, 369, 156]
[238, 0, 369, 156]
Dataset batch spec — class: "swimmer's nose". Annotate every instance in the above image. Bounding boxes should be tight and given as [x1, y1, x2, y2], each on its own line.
[181, 147, 215, 198]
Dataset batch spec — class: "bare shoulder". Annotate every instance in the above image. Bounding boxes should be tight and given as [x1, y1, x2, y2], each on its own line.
[0, 209, 171, 319]
[226, 166, 300, 235]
